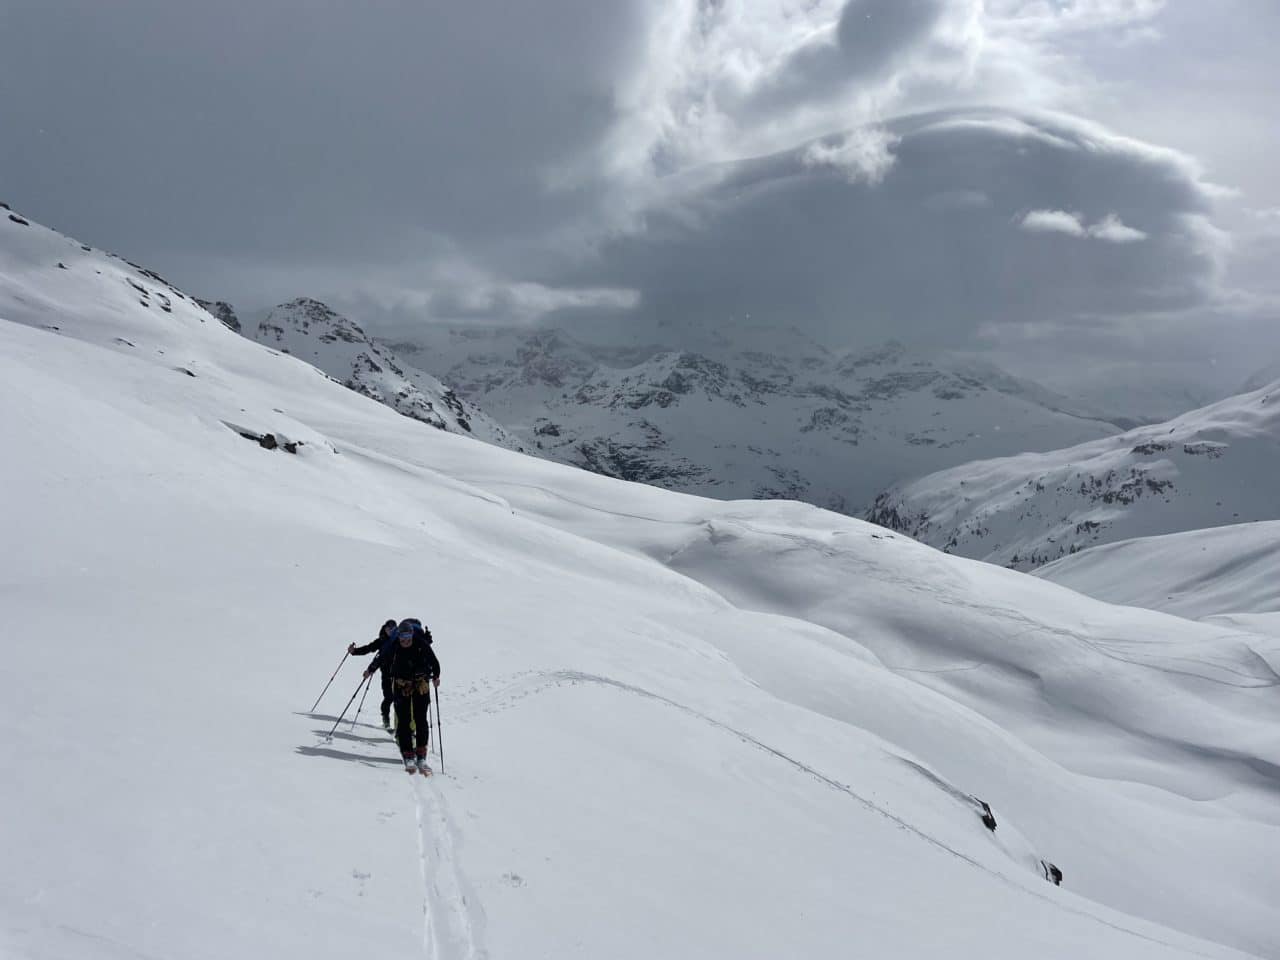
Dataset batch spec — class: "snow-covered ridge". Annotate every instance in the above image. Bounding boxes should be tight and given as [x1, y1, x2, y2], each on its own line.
[3, 207, 1278, 959]
[254, 297, 521, 450]
[1036, 521, 1280, 621]
[867, 382, 1280, 569]
[388, 324, 1121, 512]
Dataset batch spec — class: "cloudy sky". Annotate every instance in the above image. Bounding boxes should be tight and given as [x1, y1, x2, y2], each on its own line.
[2, 0, 1277, 408]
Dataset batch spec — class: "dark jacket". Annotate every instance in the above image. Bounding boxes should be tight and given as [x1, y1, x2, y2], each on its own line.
[353, 623, 397, 671]
[382, 627, 441, 685]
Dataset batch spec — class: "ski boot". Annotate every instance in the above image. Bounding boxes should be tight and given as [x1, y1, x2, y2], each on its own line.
[402, 754, 416, 775]
[415, 748, 432, 777]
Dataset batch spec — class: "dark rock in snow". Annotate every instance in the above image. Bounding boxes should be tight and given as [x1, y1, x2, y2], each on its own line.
[978, 800, 997, 832]
[196, 299, 242, 333]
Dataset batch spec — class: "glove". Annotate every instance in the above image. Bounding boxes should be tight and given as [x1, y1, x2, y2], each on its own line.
[433, 677, 440, 688]
[347, 643, 356, 654]
[363, 668, 373, 679]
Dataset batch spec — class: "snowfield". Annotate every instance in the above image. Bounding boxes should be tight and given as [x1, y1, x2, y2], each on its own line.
[2, 209, 1279, 960]
[1037, 521, 1280, 622]
[867, 385, 1280, 570]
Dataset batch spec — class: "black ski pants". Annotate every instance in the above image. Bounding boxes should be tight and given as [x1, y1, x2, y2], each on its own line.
[394, 690, 430, 757]
[379, 672, 394, 723]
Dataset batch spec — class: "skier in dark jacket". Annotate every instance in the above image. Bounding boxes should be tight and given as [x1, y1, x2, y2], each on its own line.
[348, 619, 398, 733]
[370, 618, 441, 774]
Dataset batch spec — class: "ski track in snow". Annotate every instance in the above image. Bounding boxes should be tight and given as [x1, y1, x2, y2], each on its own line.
[445, 669, 1229, 959]
[412, 774, 489, 960]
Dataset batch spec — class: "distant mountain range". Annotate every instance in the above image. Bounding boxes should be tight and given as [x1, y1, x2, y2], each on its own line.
[867, 381, 1280, 569]
[380, 322, 1121, 512]
[182, 296, 1270, 523]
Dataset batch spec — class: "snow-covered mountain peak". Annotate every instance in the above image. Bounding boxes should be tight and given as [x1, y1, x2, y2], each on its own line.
[250, 298, 522, 449]
[259, 296, 368, 346]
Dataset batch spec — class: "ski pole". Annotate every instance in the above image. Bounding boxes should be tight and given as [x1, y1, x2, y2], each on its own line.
[324, 676, 366, 741]
[310, 650, 349, 712]
[435, 687, 445, 774]
[350, 672, 374, 731]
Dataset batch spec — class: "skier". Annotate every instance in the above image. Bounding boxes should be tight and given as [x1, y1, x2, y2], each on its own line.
[372, 618, 441, 775]
[348, 619, 398, 734]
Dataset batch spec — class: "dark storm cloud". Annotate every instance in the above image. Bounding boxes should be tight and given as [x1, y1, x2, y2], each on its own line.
[0, 0, 638, 267]
[1, 0, 1274, 388]
[560, 108, 1226, 348]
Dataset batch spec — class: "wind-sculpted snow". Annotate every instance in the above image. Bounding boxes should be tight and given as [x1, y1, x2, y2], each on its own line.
[1, 208, 1276, 959]
[867, 384, 1280, 570]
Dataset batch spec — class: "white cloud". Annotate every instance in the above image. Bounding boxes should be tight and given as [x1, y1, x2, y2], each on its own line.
[1088, 213, 1148, 243]
[596, 0, 984, 185]
[593, 0, 1178, 195]
[802, 127, 900, 184]
[348, 261, 641, 325]
[1020, 210, 1147, 242]
[1020, 209, 1088, 236]
[987, 0, 1166, 36]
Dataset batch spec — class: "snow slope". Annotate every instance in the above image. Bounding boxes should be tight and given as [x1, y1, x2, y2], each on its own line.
[3, 208, 1279, 960]
[255, 297, 522, 449]
[1036, 521, 1280, 621]
[867, 384, 1280, 569]
[386, 324, 1118, 514]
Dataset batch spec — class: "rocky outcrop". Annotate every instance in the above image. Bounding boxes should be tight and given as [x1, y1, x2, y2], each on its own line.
[196, 299, 241, 333]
